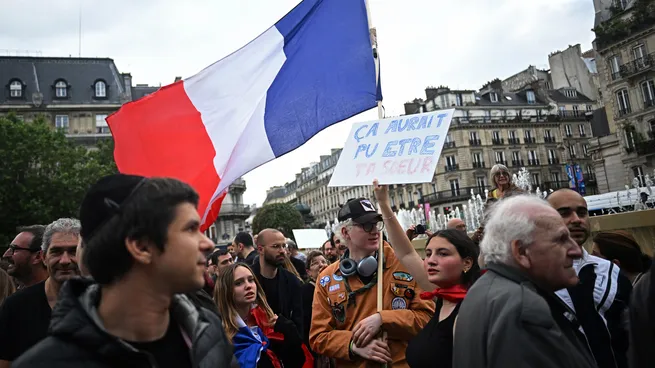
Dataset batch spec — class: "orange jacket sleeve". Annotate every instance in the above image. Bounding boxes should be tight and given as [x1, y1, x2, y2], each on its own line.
[309, 278, 353, 361]
[379, 291, 434, 340]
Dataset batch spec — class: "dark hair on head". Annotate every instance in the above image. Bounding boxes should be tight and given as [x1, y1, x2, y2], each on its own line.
[306, 250, 325, 270]
[329, 232, 338, 247]
[16, 225, 46, 250]
[593, 231, 652, 273]
[84, 178, 199, 285]
[234, 232, 254, 247]
[209, 248, 228, 266]
[426, 229, 481, 287]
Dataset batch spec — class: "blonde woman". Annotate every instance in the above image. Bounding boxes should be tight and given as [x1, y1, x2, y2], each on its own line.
[488, 164, 520, 199]
[214, 263, 313, 368]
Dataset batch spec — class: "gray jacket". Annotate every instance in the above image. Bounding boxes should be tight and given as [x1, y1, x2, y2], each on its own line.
[453, 263, 597, 368]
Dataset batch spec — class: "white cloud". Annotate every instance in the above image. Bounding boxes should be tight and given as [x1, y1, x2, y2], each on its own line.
[0, 0, 595, 206]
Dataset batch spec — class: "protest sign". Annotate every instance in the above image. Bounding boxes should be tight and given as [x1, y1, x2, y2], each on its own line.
[292, 229, 328, 249]
[328, 109, 455, 186]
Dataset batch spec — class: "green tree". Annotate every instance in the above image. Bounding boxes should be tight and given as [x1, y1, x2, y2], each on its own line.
[0, 113, 117, 247]
[252, 203, 305, 240]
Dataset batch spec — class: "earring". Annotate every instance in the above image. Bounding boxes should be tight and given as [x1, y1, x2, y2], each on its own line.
[463, 268, 469, 273]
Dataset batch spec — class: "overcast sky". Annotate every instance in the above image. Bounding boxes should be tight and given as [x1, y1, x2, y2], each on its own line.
[1, 0, 596, 206]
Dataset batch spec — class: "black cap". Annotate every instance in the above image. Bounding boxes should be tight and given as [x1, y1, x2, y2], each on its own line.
[79, 174, 148, 242]
[337, 198, 383, 224]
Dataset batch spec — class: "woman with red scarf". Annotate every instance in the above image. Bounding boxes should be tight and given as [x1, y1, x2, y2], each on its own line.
[214, 263, 313, 368]
[373, 181, 481, 368]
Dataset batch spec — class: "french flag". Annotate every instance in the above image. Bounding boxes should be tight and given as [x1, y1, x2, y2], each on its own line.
[107, 0, 380, 229]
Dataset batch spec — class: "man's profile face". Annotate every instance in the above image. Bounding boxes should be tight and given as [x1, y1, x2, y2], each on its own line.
[547, 190, 590, 246]
[3, 232, 39, 278]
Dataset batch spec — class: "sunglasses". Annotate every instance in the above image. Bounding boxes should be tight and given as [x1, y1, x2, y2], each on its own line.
[355, 221, 385, 233]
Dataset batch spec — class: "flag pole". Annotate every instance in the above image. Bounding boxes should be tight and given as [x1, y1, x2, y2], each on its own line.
[365, 1, 388, 365]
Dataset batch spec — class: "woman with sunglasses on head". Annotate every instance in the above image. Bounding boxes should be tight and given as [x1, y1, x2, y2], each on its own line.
[374, 180, 481, 368]
[488, 164, 521, 199]
[214, 263, 313, 368]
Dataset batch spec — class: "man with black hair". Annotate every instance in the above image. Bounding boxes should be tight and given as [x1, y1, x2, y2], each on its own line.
[548, 188, 632, 368]
[208, 248, 234, 274]
[1, 225, 48, 289]
[233, 231, 257, 265]
[13, 174, 235, 368]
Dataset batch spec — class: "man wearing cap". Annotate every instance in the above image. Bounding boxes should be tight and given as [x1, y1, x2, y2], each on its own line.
[13, 174, 235, 368]
[310, 198, 433, 367]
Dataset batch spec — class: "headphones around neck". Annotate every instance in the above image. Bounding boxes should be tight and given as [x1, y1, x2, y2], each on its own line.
[339, 249, 378, 278]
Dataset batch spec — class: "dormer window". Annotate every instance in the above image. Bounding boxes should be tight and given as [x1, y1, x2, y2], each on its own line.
[9, 80, 23, 98]
[526, 90, 536, 104]
[55, 80, 68, 98]
[564, 89, 577, 98]
[94, 80, 107, 98]
[490, 92, 499, 103]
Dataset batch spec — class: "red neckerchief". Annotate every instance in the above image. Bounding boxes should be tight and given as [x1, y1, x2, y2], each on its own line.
[420, 284, 468, 302]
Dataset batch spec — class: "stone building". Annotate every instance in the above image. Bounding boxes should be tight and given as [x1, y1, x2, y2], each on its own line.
[589, 0, 655, 191]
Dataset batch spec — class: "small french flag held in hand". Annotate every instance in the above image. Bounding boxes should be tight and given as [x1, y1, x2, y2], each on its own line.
[107, 0, 380, 230]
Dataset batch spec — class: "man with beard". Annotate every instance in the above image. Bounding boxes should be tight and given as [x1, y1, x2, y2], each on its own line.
[1, 225, 48, 289]
[0, 219, 81, 368]
[548, 188, 631, 368]
[322, 239, 339, 264]
[251, 228, 304, 335]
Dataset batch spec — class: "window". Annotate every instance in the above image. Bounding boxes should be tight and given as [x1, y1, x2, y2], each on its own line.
[495, 151, 505, 163]
[9, 80, 22, 97]
[548, 149, 557, 160]
[512, 151, 521, 162]
[472, 152, 483, 164]
[509, 130, 517, 139]
[445, 133, 452, 143]
[609, 55, 620, 78]
[476, 177, 486, 189]
[625, 128, 637, 150]
[55, 115, 69, 131]
[490, 92, 498, 103]
[565, 124, 573, 137]
[573, 105, 580, 116]
[95, 81, 106, 98]
[524, 130, 533, 139]
[544, 129, 552, 139]
[528, 150, 538, 161]
[446, 156, 457, 167]
[616, 89, 631, 115]
[564, 89, 577, 98]
[633, 166, 645, 186]
[569, 144, 577, 158]
[95, 114, 109, 134]
[578, 124, 586, 136]
[456, 94, 462, 107]
[586, 105, 593, 112]
[526, 90, 536, 104]
[633, 44, 646, 65]
[551, 172, 561, 183]
[532, 173, 541, 186]
[55, 80, 67, 98]
[583, 144, 589, 156]
[449, 179, 460, 196]
[492, 131, 501, 140]
[641, 80, 654, 105]
[469, 131, 479, 140]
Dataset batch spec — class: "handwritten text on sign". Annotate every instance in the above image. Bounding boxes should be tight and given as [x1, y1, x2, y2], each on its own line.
[328, 109, 454, 187]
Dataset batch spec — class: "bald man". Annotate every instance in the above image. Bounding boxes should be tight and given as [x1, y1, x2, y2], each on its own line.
[447, 218, 467, 232]
[250, 229, 304, 335]
[548, 188, 631, 368]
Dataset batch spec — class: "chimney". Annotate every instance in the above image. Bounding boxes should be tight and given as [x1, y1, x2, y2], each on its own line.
[425, 87, 438, 100]
[121, 73, 133, 101]
[404, 101, 423, 115]
[174, 76, 182, 83]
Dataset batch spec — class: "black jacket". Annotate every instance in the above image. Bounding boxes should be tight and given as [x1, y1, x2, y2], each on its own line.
[251, 261, 304, 337]
[13, 278, 236, 368]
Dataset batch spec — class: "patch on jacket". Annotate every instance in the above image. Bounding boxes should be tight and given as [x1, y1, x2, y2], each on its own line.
[329, 284, 341, 292]
[391, 297, 407, 310]
[332, 274, 343, 281]
[320, 275, 331, 287]
[393, 272, 413, 282]
[391, 284, 407, 297]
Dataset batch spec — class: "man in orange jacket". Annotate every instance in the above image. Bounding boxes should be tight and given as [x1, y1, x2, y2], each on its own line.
[309, 198, 434, 367]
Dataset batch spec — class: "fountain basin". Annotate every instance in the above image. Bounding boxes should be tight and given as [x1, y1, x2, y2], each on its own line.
[588, 209, 655, 256]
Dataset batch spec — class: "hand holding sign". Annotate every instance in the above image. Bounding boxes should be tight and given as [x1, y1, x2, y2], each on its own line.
[329, 109, 455, 187]
[372, 179, 390, 207]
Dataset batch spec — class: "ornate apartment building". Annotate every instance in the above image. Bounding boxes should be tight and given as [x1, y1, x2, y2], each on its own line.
[0, 56, 250, 243]
[589, 0, 655, 191]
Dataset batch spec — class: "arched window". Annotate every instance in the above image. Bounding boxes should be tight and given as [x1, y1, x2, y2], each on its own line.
[94, 80, 106, 98]
[55, 80, 67, 98]
[9, 80, 22, 97]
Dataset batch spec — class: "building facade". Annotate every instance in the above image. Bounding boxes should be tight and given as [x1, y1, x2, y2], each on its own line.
[0, 56, 250, 243]
[589, 0, 655, 191]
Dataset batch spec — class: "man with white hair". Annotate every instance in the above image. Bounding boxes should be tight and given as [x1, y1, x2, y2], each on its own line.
[0, 218, 81, 368]
[453, 195, 596, 368]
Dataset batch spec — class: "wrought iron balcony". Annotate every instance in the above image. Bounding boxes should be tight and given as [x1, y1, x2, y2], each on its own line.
[508, 138, 521, 145]
[558, 110, 584, 121]
[611, 53, 654, 81]
[548, 157, 560, 165]
[544, 136, 557, 143]
[495, 160, 508, 166]
[527, 159, 540, 166]
[492, 138, 504, 145]
[472, 161, 486, 169]
[469, 139, 482, 146]
[636, 139, 655, 155]
[421, 186, 483, 206]
[524, 137, 536, 144]
[445, 164, 460, 172]
[511, 159, 524, 167]
[443, 141, 457, 149]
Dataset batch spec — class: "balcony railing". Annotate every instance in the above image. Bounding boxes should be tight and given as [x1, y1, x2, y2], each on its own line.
[618, 107, 632, 117]
[645, 99, 655, 109]
[422, 186, 483, 206]
[527, 159, 540, 166]
[542, 181, 570, 191]
[229, 178, 247, 191]
[495, 160, 508, 166]
[220, 203, 251, 217]
[472, 161, 486, 169]
[445, 164, 460, 172]
[636, 139, 655, 155]
[611, 53, 654, 81]
[524, 137, 536, 144]
[492, 138, 504, 145]
[443, 141, 456, 149]
[548, 157, 560, 165]
[544, 136, 557, 143]
[508, 138, 521, 145]
[584, 173, 597, 182]
[511, 159, 524, 167]
[559, 110, 584, 120]
[469, 139, 482, 146]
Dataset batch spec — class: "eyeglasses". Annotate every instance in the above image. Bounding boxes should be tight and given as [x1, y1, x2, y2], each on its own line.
[494, 172, 509, 177]
[6, 245, 40, 255]
[355, 221, 384, 233]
